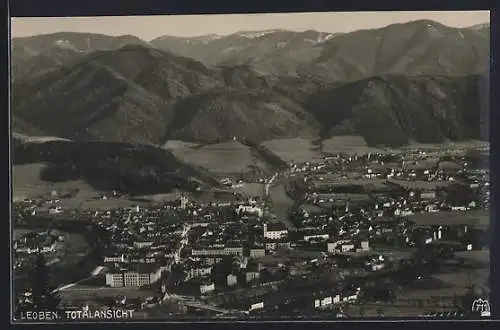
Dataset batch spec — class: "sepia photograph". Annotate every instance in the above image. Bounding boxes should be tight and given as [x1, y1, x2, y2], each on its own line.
[10, 10, 491, 321]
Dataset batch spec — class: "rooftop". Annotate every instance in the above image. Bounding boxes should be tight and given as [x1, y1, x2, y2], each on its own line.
[266, 222, 287, 232]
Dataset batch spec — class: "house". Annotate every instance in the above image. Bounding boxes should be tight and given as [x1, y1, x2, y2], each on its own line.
[248, 301, 264, 312]
[304, 233, 329, 242]
[48, 206, 63, 214]
[263, 223, 288, 240]
[235, 299, 265, 313]
[265, 240, 291, 251]
[104, 254, 128, 263]
[133, 241, 154, 249]
[420, 191, 436, 199]
[340, 243, 355, 253]
[314, 295, 338, 309]
[200, 282, 215, 295]
[227, 274, 238, 287]
[249, 248, 266, 258]
[246, 271, 260, 283]
[237, 205, 263, 218]
[185, 264, 212, 280]
[327, 240, 351, 253]
[360, 241, 370, 251]
[224, 246, 244, 256]
[41, 241, 57, 253]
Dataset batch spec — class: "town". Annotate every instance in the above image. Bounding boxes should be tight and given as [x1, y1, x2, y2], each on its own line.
[13, 144, 490, 320]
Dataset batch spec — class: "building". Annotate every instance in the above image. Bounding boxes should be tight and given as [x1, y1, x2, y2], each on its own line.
[420, 191, 436, 199]
[191, 246, 243, 257]
[200, 282, 215, 295]
[105, 273, 124, 287]
[360, 241, 370, 251]
[304, 233, 329, 242]
[327, 240, 351, 253]
[224, 246, 244, 256]
[48, 206, 63, 214]
[249, 248, 266, 258]
[105, 264, 162, 288]
[246, 271, 260, 283]
[104, 254, 128, 263]
[186, 264, 212, 280]
[263, 223, 288, 240]
[133, 241, 154, 249]
[265, 240, 291, 251]
[41, 241, 57, 253]
[180, 195, 189, 209]
[237, 205, 263, 218]
[249, 301, 264, 312]
[227, 274, 238, 287]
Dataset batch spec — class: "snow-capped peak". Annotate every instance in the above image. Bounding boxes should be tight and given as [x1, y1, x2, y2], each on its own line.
[196, 34, 223, 41]
[178, 34, 224, 44]
[234, 29, 283, 39]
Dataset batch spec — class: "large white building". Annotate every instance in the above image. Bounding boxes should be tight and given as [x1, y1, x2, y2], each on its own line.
[105, 264, 162, 288]
[263, 223, 288, 240]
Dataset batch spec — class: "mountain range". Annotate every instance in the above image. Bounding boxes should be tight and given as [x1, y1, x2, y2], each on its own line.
[11, 19, 490, 148]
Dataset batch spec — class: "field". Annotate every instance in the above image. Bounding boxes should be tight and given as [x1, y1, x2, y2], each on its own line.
[321, 136, 386, 155]
[405, 140, 489, 150]
[165, 140, 270, 174]
[312, 178, 390, 191]
[132, 193, 183, 203]
[162, 140, 199, 149]
[407, 210, 489, 227]
[13, 163, 155, 210]
[316, 193, 372, 202]
[13, 162, 109, 209]
[13, 163, 97, 200]
[454, 250, 490, 263]
[432, 269, 489, 288]
[260, 138, 322, 164]
[232, 183, 265, 197]
[387, 178, 451, 190]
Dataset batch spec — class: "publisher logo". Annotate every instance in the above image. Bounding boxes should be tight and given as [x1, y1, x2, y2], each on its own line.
[472, 298, 490, 317]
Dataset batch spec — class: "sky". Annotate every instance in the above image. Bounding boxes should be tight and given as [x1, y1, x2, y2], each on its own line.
[11, 11, 490, 41]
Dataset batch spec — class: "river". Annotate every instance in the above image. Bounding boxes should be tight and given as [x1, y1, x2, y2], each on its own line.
[268, 178, 296, 229]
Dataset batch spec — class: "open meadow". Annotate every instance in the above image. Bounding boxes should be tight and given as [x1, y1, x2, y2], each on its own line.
[320, 136, 387, 155]
[407, 211, 489, 227]
[260, 138, 322, 164]
[165, 140, 271, 174]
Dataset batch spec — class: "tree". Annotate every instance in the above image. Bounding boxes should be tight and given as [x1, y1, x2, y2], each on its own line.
[29, 254, 60, 311]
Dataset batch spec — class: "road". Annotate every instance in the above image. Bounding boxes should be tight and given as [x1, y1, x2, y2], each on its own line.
[50, 275, 96, 294]
[50, 265, 107, 294]
[174, 224, 191, 263]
